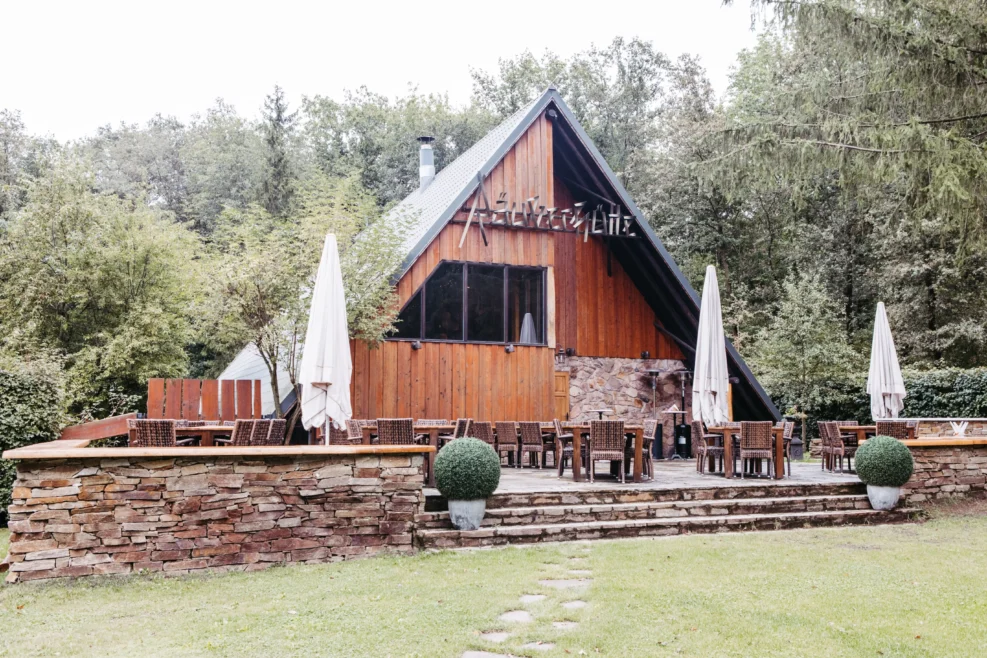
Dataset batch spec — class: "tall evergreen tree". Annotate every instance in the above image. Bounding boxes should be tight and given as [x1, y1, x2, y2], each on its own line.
[260, 85, 297, 218]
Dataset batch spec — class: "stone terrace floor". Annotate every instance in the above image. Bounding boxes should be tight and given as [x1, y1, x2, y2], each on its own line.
[426, 460, 858, 496]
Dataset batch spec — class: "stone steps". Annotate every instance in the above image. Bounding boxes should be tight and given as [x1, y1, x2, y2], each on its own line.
[417, 507, 922, 549]
[424, 481, 866, 512]
[416, 494, 872, 529]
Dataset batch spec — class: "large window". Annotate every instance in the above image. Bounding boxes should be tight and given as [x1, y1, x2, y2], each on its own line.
[391, 261, 546, 345]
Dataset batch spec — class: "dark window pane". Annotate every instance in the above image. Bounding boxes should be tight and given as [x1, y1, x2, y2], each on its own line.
[467, 265, 505, 342]
[391, 290, 421, 339]
[424, 262, 464, 340]
[508, 268, 544, 344]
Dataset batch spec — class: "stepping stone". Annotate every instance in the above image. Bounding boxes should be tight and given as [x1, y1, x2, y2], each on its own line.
[463, 652, 509, 658]
[539, 579, 591, 589]
[521, 641, 556, 652]
[519, 594, 547, 604]
[567, 569, 592, 576]
[498, 610, 533, 623]
[553, 621, 579, 631]
[480, 631, 511, 643]
[561, 600, 587, 610]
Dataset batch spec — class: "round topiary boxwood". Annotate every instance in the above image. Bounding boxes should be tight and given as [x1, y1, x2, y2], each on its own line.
[434, 438, 501, 500]
[855, 435, 915, 487]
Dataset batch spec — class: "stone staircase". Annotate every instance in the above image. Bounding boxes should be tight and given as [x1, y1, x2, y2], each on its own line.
[415, 482, 922, 549]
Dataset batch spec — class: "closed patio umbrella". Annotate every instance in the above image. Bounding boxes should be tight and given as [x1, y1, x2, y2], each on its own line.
[692, 265, 731, 426]
[866, 302, 906, 421]
[299, 234, 352, 437]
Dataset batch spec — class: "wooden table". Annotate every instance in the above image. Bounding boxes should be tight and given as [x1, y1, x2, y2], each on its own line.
[127, 425, 233, 447]
[708, 425, 786, 480]
[542, 422, 646, 483]
[360, 424, 453, 488]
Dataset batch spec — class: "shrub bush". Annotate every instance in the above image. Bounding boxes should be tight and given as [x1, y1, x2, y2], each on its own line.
[434, 438, 501, 501]
[0, 369, 63, 523]
[855, 435, 914, 488]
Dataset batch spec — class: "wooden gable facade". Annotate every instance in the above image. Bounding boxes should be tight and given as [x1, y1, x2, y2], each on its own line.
[349, 110, 684, 422]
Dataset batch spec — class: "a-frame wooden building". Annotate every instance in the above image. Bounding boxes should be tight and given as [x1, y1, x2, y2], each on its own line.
[350, 87, 778, 438]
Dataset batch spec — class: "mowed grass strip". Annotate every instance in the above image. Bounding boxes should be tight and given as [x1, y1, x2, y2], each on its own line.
[0, 506, 985, 657]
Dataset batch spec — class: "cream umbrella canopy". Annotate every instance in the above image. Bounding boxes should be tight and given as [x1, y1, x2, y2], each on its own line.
[299, 234, 352, 436]
[692, 265, 731, 426]
[866, 302, 906, 421]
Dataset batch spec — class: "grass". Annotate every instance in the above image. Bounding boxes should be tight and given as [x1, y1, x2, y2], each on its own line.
[1, 506, 987, 657]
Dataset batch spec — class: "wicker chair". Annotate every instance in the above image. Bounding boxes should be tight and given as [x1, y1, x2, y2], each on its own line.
[416, 419, 449, 427]
[587, 420, 626, 483]
[250, 420, 273, 445]
[828, 421, 856, 472]
[817, 421, 838, 471]
[376, 418, 416, 445]
[518, 422, 545, 469]
[626, 419, 658, 479]
[471, 422, 496, 448]
[493, 421, 519, 466]
[876, 420, 910, 440]
[129, 419, 192, 447]
[266, 419, 287, 445]
[691, 420, 724, 475]
[778, 421, 795, 475]
[554, 419, 580, 476]
[439, 418, 472, 447]
[327, 421, 352, 445]
[215, 419, 254, 446]
[739, 421, 775, 479]
[345, 419, 367, 444]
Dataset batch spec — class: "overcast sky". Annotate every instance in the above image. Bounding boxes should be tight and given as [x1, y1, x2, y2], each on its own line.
[3, 0, 759, 141]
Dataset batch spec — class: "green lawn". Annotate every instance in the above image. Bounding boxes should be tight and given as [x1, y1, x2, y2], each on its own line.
[2, 507, 987, 657]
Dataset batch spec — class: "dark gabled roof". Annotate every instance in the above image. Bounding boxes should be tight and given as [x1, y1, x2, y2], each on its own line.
[386, 87, 780, 421]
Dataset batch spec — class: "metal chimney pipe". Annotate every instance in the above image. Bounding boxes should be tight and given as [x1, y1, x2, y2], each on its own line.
[417, 136, 435, 190]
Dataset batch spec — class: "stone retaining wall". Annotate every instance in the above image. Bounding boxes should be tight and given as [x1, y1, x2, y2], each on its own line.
[903, 444, 987, 504]
[4, 452, 425, 583]
[914, 420, 987, 438]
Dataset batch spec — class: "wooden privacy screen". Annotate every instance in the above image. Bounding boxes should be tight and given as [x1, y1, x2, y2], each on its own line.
[147, 378, 263, 421]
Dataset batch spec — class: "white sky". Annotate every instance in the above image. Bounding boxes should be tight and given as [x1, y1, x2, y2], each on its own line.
[3, 0, 759, 141]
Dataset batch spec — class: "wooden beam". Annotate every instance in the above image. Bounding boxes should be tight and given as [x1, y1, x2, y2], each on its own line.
[59, 413, 137, 441]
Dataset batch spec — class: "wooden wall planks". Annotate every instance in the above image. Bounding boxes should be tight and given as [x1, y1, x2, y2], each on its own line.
[349, 110, 683, 422]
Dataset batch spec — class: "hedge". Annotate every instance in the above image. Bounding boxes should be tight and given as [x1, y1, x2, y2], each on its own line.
[770, 368, 987, 438]
[0, 369, 63, 523]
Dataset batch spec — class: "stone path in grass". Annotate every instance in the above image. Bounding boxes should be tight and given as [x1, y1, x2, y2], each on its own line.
[463, 545, 593, 657]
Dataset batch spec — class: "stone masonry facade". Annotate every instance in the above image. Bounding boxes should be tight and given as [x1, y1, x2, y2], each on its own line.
[4, 453, 425, 583]
[903, 444, 987, 504]
[914, 420, 987, 438]
[559, 356, 688, 457]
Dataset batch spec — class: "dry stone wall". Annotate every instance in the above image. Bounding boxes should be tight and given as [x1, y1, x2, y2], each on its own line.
[903, 444, 987, 503]
[4, 453, 424, 583]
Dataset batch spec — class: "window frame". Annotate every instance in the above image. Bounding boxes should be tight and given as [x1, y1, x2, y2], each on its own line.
[389, 260, 548, 346]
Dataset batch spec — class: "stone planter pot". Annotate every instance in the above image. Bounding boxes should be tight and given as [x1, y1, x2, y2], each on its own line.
[866, 485, 901, 510]
[448, 499, 487, 530]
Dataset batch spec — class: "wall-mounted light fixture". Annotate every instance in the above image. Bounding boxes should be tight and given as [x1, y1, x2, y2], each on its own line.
[555, 346, 567, 366]
[565, 347, 576, 357]
[640, 351, 650, 360]
[411, 341, 422, 351]
[505, 344, 515, 354]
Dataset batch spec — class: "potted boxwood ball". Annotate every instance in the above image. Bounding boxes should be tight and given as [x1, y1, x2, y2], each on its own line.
[855, 434, 915, 510]
[435, 438, 501, 530]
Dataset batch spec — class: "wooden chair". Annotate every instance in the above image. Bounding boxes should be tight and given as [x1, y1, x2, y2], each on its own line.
[129, 420, 194, 447]
[376, 418, 417, 445]
[691, 419, 724, 475]
[587, 420, 626, 483]
[494, 421, 520, 466]
[628, 419, 659, 479]
[554, 419, 580, 477]
[518, 422, 545, 469]
[214, 419, 254, 446]
[471, 422, 496, 448]
[439, 418, 472, 447]
[739, 421, 775, 479]
[876, 420, 910, 440]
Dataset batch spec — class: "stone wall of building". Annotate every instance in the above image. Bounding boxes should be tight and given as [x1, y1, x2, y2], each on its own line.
[3, 452, 425, 583]
[903, 444, 987, 504]
[558, 357, 688, 457]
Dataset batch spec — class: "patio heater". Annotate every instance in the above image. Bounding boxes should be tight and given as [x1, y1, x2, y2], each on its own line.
[643, 368, 665, 460]
[672, 369, 692, 459]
